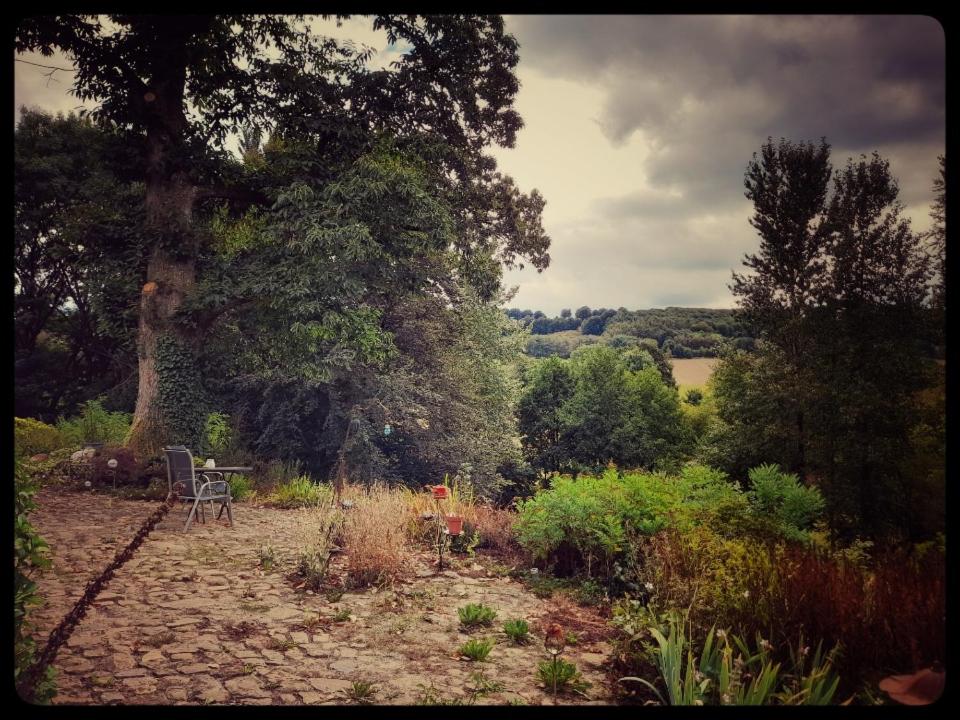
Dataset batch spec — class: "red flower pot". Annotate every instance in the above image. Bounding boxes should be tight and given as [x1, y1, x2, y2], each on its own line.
[445, 515, 463, 535]
[431, 485, 449, 500]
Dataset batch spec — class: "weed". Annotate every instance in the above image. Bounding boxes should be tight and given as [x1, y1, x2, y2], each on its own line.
[415, 683, 473, 705]
[332, 608, 351, 622]
[503, 619, 531, 645]
[266, 636, 295, 652]
[257, 544, 277, 572]
[468, 670, 504, 697]
[537, 657, 590, 696]
[458, 602, 497, 629]
[141, 630, 175, 648]
[459, 637, 495, 662]
[269, 475, 332, 508]
[345, 680, 376, 704]
[239, 601, 270, 614]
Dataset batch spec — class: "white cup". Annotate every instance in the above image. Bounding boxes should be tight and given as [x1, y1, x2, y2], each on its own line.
[205, 458, 216, 468]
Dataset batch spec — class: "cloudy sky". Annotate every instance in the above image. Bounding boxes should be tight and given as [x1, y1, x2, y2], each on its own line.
[14, 15, 945, 315]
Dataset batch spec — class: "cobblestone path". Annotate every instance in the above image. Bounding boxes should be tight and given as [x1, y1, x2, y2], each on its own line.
[28, 490, 616, 705]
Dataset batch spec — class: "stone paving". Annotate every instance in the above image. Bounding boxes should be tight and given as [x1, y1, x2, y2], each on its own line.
[28, 489, 617, 705]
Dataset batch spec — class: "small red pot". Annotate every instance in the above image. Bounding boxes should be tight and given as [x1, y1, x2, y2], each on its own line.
[445, 515, 463, 535]
[431, 485, 449, 500]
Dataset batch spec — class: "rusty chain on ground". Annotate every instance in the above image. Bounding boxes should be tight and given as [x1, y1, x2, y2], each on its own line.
[18, 482, 185, 703]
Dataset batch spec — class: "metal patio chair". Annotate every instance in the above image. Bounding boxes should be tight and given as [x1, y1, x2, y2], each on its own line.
[163, 446, 234, 531]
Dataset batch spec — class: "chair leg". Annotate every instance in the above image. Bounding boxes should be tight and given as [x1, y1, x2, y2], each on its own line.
[225, 497, 233, 527]
[184, 498, 202, 531]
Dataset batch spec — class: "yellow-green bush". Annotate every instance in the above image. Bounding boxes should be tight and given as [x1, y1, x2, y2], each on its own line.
[14, 417, 64, 457]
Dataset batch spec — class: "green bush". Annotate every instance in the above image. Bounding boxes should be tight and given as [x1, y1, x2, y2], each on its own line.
[55, 399, 131, 447]
[14, 460, 56, 702]
[228, 474, 255, 501]
[515, 466, 746, 576]
[537, 658, 589, 695]
[269, 476, 332, 508]
[746, 464, 825, 540]
[14, 417, 64, 457]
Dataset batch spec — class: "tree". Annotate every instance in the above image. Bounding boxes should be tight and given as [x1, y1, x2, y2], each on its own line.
[560, 308, 572, 318]
[574, 305, 592, 320]
[14, 109, 144, 420]
[17, 14, 548, 457]
[722, 139, 936, 540]
[517, 356, 575, 475]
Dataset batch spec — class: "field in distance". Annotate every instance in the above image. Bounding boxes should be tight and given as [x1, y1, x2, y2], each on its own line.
[671, 357, 718, 387]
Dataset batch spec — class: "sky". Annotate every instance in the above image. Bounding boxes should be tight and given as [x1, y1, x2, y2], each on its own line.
[14, 15, 945, 315]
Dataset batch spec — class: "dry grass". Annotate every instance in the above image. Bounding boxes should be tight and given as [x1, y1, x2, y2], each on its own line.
[342, 484, 410, 587]
[472, 505, 518, 553]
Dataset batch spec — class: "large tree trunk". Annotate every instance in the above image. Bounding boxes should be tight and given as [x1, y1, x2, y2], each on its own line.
[125, 20, 199, 458]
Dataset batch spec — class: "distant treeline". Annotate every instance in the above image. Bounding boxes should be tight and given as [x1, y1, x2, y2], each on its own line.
[505, 306, 757, 358]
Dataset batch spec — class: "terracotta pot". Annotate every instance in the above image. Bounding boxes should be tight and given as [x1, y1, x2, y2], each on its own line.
[431, 485, 449, 500]
[445, 515, 463, 535]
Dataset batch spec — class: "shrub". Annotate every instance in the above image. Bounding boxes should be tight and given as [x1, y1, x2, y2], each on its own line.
[746, 464, 825, 540]
[269, 476, 332, 508]
[228, 474, 255, 501]
[89, 446, 144, 487]
[459, 637, 495, 662]
[202, 411, 232, 455]
[55, 399, 131, 447]
[342, 485, 409, 587]
[14, 417, 64, 457]
[503, 619, 530, 644]
[471, 505, 518, 553]
[14, 460, 56, 702]
[458, 603, 497, 629]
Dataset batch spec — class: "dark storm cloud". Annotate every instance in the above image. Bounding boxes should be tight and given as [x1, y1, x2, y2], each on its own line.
[511, 14, 943, 212]
[513, 15, 943, 149]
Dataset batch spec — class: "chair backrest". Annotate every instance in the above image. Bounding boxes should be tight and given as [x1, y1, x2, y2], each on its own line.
[163, 446, 198, 497]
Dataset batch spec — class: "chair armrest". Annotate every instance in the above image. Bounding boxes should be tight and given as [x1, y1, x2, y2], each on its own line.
[196, 476, 231, 498]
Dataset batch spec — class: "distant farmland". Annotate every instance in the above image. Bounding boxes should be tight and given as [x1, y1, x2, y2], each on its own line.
[671, 357, 718, 387]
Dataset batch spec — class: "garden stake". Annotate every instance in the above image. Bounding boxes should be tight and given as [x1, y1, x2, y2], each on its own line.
[17, 483, 183, 703]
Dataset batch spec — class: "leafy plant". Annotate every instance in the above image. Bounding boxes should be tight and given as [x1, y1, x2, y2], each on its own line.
[468, 670, 504, 697]
[228, 474, 255, 501]
[257, 545, 277, 572]
[332, 608, 351, 622]
[55, 398, 131, 448]
[14, 460, 56, 702]
[503, 619, 531, 645]
[458, 603, 497, 628]
[345, 680, 376, 703]
[459, 637, 495, 662]
[537, 658, 589, 696]
[203, 411, 232, 455]
[269, 476, 331, 508]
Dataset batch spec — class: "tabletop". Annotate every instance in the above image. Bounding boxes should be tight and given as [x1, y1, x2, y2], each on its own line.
[198, 466, 253, 473]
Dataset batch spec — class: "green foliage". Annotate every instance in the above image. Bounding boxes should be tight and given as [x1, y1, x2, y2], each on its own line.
[503, 619, 531, 644]
[202, 412, 232, 456]
[55, 399, 131, 448]
[257, 545, 277, 572]
[620, 613, 840, 706]
[517, 345, 692, 475]
[332, 608, 351, 622]
[227, 474, 254, 501]
[458, 637, 495, 662]
[14, 460, 56, 703]
[155, 336, 206, 451]
[14, 417, 64, 457]
[458, 603, 498, 628]
[345, 680, 376, 704]
[537, 658, 589, 695]
[269, 476, 332, 509]
[747, 464, 825, 540]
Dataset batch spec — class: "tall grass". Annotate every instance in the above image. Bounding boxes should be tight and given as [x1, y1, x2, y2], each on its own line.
[342, 485, 409, 587]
